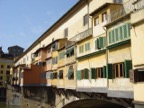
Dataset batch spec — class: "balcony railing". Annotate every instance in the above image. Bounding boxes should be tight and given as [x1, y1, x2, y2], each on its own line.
[67, 28, 92, 47]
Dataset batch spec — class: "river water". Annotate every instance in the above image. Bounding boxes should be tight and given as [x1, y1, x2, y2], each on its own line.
[0, 102, 20, 108]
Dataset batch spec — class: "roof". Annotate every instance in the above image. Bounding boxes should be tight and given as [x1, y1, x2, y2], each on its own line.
[8, 45, 24, 50]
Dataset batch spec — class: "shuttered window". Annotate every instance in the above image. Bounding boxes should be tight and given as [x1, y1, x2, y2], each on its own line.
[59, 51, 65, 60]
[108, 23, 131, 45]
[79, 45, 84, 54]
[95, 37, 106, 49]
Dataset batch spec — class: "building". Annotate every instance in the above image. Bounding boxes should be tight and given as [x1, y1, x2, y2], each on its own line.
[8, 45, 24, 57]
[11, 0, 144, 108]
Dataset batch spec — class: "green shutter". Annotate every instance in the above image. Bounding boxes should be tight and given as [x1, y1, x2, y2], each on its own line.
[106, 64, 113, 79]
[115, 28, 119, 41]
[120, 26, 123, 40]
[99, 37, 104, 48]
[127, 23, 131, 37]
[109, 31, 112, 44]
[84, 69, 89, 79]
[97, 38, 100, 49]
[124, 60, 132, 78]
[112, 30, 115, 43]
[123, 24, 127, 38]
[77, 70, 81, 80]
[103, 37, 106, 48]
[91, 68, 96, 79]
[103, 66, 106, 78]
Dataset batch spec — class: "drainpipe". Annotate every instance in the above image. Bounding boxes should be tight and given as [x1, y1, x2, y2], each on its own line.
[103, 26, 109, 88]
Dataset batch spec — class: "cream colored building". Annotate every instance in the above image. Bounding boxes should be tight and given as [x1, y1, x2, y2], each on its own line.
[12, 0, 144, 108]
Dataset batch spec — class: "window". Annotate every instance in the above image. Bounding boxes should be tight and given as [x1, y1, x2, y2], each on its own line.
[94, 17, 99, 26]
[53, 72, 57, 79]
[85, 42, 90, 52]
[0, 82, 2, 86]
[68, 65, 74, 79]
[0, 71, 3, 74]
[95, 37, 106, 49]
[96, 68, 103, 78]
[0, 76, 3, 80]
[6, 71, 10, 75]
[64, 28, 68, 38]
[59, 70, 63, 79]
[52, 42, 58, 51]
[79, 45, 84, 54]
[114, 0, 122, 3]
[113, 63, 124, 77]
[47, 59, 51, 65]
[77, 69, 89, 80]
[83, 14, 89, 26]
[66, 47, 74, 58]
[1, 65, 4, 68]
[47, 47, 51, 53]
[102, 12, 107, 22]
[52, 57, 58, 64]
[108, 23, 131, 45]
[91, 67, 106, 79]
[7, 65, 10, 69]
[59, 51, 65, 60]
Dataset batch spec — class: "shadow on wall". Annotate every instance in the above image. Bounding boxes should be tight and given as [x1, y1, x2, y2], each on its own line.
[62, 99, 126, 108]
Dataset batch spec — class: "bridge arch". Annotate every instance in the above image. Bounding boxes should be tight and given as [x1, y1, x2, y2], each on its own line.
[62, 99, 127, 108]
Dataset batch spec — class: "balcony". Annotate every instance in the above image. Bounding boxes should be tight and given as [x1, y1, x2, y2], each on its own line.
[68, 28, 92, 47]
[131, 0, 144, 25]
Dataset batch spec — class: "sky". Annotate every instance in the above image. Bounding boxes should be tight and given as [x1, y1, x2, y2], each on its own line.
[0, 0, 78, 52]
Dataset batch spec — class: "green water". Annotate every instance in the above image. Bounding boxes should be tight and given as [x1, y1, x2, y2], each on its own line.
[0, 102, 20, 108]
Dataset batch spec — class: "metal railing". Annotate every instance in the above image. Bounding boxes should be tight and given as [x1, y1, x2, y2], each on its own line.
[133, 0, 144, 10]
[67, 28, 92, 47]
[72, 28, 92, 42]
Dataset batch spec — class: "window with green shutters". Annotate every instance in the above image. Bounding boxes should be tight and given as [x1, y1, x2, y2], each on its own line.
[84, 69, 89, 79]
[95, 37, 106, 49]
[103, 66, 106, 78]
[108, 23, 131, 45]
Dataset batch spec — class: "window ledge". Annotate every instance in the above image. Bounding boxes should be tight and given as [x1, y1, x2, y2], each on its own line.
[77, 49, 106, 60]
[107, 39, 130, 49]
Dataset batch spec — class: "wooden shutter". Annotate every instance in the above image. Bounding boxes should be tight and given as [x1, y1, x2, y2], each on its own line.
[91, 68, 96, 79]
[77, 70, 81, 80]
[124, 60, 132, 78]
[106, 64, 113, 79]
[123, 24, 127, 38]
[127, 23, 131, 37]
[115, 28, 119, 41]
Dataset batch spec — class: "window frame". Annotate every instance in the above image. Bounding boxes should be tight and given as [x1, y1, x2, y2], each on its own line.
[113, 62, 124, 78]
[102, 12, 107, 22]
[83, 14, 89, 26]
[94, 17, 99, 26]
